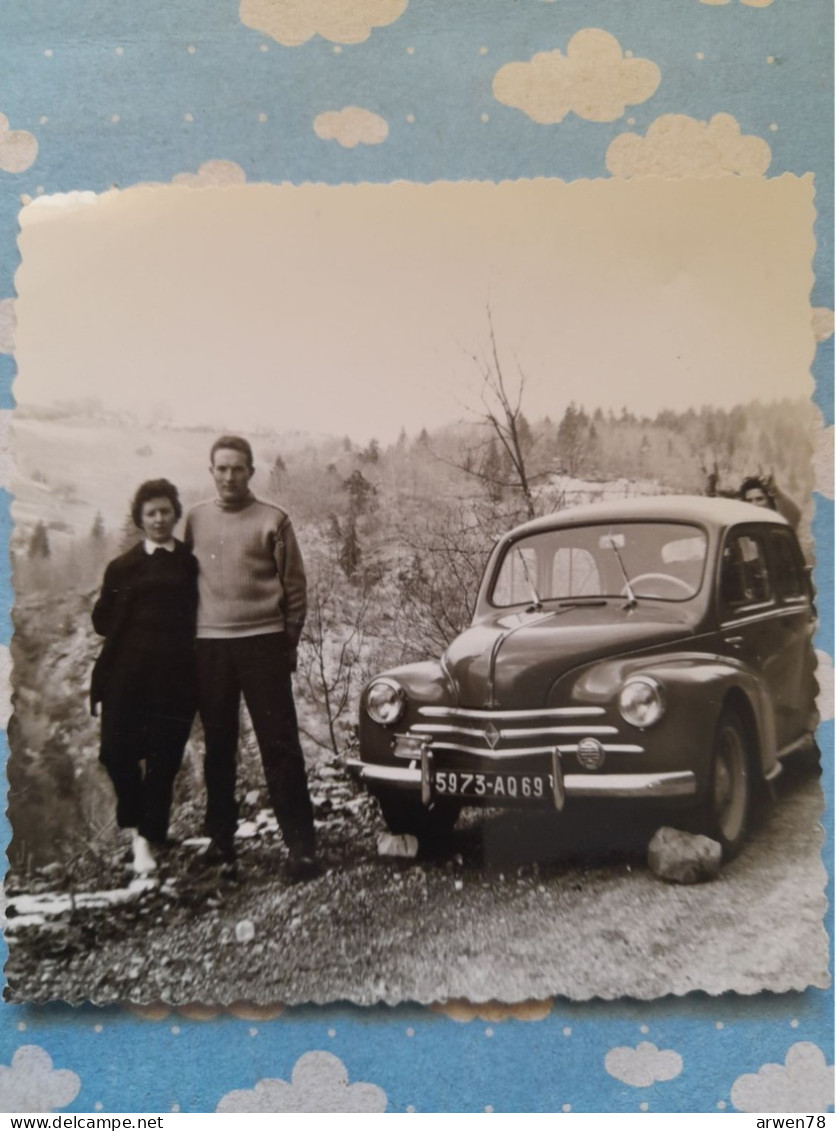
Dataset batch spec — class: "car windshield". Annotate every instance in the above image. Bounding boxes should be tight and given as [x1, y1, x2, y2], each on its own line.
[491, 521, 708, 607]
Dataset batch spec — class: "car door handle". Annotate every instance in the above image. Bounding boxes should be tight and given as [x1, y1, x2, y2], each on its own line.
[724, 635, 743, 648]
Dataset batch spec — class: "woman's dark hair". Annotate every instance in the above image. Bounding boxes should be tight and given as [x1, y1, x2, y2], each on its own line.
[131, 478, 183, 528]
[739, 476, 775, 508]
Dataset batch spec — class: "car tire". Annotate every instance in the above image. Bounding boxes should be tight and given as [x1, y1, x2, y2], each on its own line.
[375, 792, 461, 843]
[698, 707, 753, 860]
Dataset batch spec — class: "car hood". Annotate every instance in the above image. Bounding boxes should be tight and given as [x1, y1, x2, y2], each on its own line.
[442, 603, 695, 709]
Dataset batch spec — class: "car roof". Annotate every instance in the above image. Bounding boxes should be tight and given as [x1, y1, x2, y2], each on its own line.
[504, 494, 790, 540]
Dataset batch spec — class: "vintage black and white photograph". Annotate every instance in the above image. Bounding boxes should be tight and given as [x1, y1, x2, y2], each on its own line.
[5, 175, 828, 1005]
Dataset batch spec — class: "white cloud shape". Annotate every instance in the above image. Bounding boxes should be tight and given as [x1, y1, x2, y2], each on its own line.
[0, 297, 15, 354]
[815, 650, 833, 722]
[0, 1046, 81, 1113]
[731, 1042, 834, 1112]
[607, 112, 771, 178]
[0, 113, 38, 174]
[812, 307, 835, 343]
[433, 999, 553, 1023]
[216, 1051, 387, 1113]
[492, 29, 660, 125]
[172, 160, 247, 187]
[605, 1041, 683, 1087]
[701, 0, 774, 7]
[313, 107, 388, 148]
[240, 0, 407, 45]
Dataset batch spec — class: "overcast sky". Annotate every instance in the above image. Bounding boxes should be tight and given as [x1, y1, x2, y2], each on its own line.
[14, 175, 815, 443]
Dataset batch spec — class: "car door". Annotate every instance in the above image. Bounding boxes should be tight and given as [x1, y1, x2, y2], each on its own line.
[717, 525, 789, 743]
[767, 527, 817, 745]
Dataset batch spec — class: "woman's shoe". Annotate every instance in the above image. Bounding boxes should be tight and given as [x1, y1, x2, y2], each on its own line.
[131, 833, 158, 875]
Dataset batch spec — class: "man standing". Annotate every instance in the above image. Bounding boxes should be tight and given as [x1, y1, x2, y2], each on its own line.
[185, 436, 320, 882]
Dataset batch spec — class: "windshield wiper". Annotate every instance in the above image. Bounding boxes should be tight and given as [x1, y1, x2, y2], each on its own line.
[606, 534, 637, 610]
[514, 545, 542, 611]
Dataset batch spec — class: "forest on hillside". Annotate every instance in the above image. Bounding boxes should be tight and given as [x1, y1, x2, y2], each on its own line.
[9, 393, 816, 871]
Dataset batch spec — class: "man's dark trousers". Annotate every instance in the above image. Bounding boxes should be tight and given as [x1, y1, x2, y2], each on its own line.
[196, 633, 315, 856]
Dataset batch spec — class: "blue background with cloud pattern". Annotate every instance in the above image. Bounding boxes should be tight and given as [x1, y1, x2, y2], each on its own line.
[0, 0, 832, 1113]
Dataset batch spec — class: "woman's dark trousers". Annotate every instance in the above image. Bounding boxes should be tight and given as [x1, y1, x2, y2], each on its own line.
[100, 711, 192, 843]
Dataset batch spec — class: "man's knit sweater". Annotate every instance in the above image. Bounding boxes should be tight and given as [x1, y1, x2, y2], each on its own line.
[184, 493, 306, 641]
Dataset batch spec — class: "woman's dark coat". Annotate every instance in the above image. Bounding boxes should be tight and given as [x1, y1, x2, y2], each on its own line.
[90, 540, 199, 728]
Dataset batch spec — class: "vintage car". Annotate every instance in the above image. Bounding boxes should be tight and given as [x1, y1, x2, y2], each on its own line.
[348, 496, 818, 858]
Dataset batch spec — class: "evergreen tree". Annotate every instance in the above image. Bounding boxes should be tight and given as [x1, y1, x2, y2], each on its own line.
[269, 454, 287, 497]
[480, 437, 504, 502]
[119, 512, 140, 552]
[360, 438, 380, 464]
[557, 402, 586, 477]
[517, 412, 534, 456]
[339, 516, 361, 578]
[90, 511, 106, 541]
[28, 521, 50, 559]
[343, 469, 375, 514]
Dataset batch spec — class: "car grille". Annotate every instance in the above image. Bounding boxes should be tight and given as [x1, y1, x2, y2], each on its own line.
[406, 705, 643, 760]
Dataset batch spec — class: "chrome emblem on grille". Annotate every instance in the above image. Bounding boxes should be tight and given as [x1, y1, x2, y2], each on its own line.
[485, 722, 501, 749]
[577, 736, 605, 770]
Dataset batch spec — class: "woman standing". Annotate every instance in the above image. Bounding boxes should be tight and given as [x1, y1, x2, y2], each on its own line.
[91, 479, 198, 876]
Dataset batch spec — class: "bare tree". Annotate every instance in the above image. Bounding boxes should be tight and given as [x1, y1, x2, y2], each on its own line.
[386, 500, 496, 660]
[297, 546, 373, 758]
[431, 308, 550, 520]
[466, 307, 540, 519]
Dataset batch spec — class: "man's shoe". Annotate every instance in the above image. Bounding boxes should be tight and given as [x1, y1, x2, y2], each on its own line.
[201, 835, 237, 866]
[219, 860, 240, 883]
[286, 852, 323, 884]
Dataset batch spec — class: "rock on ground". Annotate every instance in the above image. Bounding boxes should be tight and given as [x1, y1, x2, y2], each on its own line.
[647, 826, 722, 884]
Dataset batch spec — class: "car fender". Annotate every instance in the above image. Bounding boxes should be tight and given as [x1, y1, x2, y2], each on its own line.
[554, 651, 777, 782]
[358, 660, 452, 764]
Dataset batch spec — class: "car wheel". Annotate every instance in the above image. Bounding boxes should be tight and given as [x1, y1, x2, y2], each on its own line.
[699, 708, 752, 859]
[376, 792, 461, 843]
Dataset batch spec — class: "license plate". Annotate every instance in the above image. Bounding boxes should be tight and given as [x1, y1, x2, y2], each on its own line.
[433, 769, 550, 802]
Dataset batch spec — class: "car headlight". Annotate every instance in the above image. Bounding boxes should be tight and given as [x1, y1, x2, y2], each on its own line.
[619, 677, 665, 728]
[365, 678, 406, 726]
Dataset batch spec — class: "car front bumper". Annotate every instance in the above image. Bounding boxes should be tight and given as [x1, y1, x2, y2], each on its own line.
[345, 757, 696, 803]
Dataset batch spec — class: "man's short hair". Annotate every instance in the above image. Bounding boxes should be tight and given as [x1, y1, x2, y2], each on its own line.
[131, 478, 183, 528]
[210, 435, 254, 471]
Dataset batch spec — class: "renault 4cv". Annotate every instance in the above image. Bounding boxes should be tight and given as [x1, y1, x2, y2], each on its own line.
[348, 496, 818, 858]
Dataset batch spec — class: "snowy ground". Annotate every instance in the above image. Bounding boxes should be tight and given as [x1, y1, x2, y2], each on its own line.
[5, 761, 828, 1007]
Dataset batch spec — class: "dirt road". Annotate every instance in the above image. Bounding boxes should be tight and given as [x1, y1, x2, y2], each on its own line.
[6, 763, 828, 1006]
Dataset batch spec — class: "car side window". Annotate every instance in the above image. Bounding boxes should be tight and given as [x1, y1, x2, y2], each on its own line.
[770, 530, 806, 601]
[720, 532, 772, 612]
